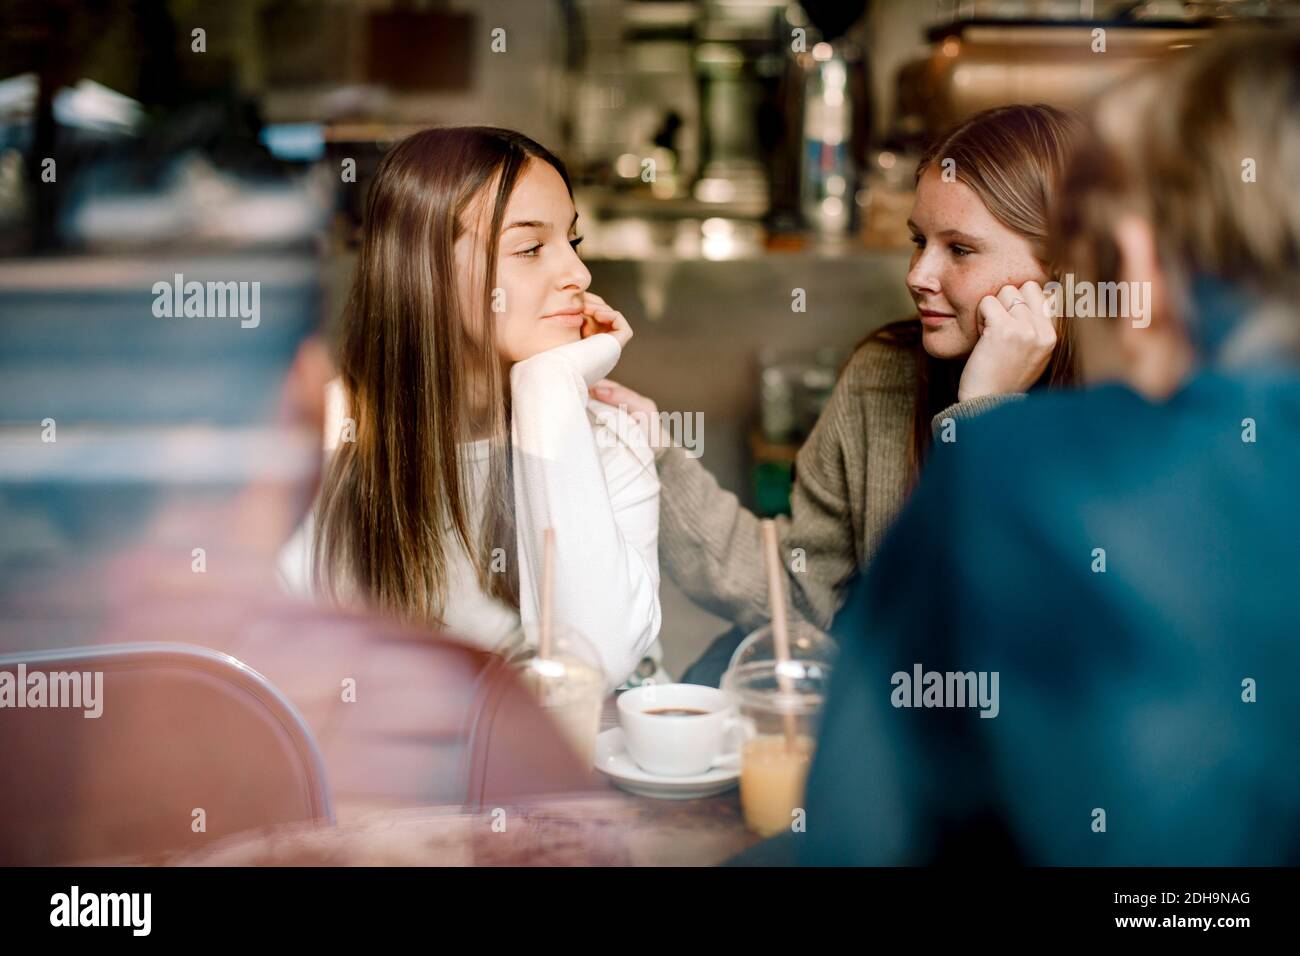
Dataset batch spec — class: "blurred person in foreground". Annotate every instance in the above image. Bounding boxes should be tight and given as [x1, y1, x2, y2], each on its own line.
[794, 27, 1300, 866]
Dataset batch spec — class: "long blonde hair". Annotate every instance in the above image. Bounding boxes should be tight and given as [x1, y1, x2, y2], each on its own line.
[875, 103, 1084, 483]
[313, 126, 574, 625]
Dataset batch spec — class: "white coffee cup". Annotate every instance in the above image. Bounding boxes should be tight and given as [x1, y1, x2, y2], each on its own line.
[617, 683, 741, 777]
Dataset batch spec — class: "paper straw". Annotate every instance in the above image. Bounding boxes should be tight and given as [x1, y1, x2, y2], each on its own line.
[539, 527, 555, 661]
[761, 519, 798, 750]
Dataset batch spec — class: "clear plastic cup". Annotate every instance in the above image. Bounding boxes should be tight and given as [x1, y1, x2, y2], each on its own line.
[723, 638, 833, 838]
[727, 620, 837, 677]
[503, 624, 605, 767]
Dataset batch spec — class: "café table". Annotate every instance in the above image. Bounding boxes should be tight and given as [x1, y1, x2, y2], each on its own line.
[124, 695, 764, 867]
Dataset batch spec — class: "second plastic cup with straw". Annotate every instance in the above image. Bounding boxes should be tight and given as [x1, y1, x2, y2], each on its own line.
[504, 528, 605, 766]
[727, 520, 830, 836]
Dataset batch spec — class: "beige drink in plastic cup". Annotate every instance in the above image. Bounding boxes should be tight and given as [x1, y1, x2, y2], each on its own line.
[740, 733, 816, 837]
[505, 624, 605, 767]
[529, 657, 603, 767]
[725, 646, 832, 838]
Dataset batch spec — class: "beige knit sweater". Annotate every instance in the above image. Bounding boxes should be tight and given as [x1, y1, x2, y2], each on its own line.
[654, 333, 1022, 633]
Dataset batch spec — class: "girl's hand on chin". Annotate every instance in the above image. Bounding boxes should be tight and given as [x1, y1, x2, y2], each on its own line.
[957, 280, 1057, 402]
[580, 291, 634, 348]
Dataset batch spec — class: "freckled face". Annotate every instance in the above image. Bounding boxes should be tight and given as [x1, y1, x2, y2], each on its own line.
[454, 160, 591, 364]
[906, 165, 1047, 360]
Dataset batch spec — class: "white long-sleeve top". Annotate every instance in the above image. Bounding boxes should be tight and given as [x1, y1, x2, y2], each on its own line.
[277, 333, 662, 692]
[510, 333, 662, 693]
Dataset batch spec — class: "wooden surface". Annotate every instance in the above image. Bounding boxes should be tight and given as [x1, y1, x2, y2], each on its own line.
[138, 695, 762, 867]
[154, 790, 758, 867]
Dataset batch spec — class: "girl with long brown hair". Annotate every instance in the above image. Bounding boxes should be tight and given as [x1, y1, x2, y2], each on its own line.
[595, 104, 1083, 643]
[279, 126, 662, 692]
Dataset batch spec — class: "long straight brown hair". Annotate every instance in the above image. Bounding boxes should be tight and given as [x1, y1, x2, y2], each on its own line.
[312, 126, 574, 625]
[875, 104, 1083, 484]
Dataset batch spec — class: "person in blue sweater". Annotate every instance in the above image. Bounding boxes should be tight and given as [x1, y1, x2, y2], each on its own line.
[796, 28, 1300, 866]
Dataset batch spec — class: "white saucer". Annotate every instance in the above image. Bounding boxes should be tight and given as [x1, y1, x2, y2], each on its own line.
[594, 727, 740, 799]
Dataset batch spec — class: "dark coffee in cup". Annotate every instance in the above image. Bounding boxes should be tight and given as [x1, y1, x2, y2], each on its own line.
[618, 683, 740, 776]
